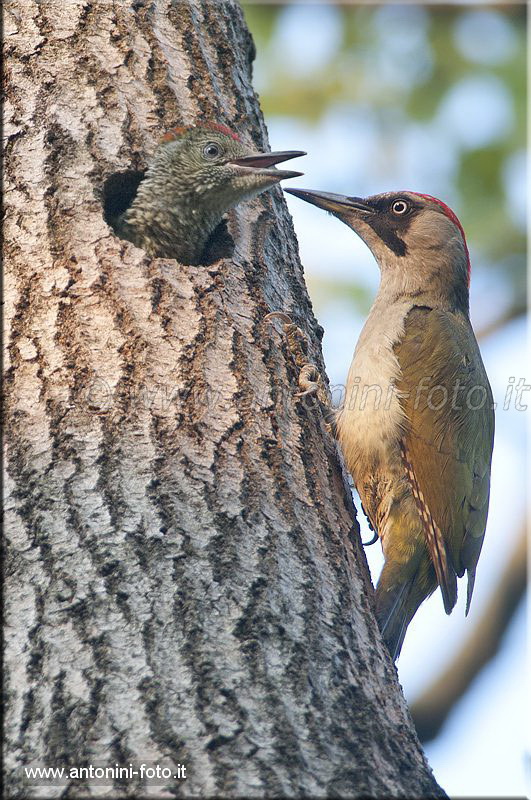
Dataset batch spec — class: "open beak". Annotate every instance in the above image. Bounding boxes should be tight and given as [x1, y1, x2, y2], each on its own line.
[229, 150, 306, 180]
[284, 188, 373, 214]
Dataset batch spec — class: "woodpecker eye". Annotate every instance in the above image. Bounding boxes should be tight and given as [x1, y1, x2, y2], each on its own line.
[391, 199, 409, 215]
[202, 142, 223, 159]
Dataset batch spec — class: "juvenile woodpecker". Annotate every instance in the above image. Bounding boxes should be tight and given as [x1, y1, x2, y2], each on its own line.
[103, 123, 304, 264]
[283, 188, 494, 660]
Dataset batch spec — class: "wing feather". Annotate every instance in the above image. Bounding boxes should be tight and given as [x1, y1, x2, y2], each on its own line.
[394, 307, 494, 612]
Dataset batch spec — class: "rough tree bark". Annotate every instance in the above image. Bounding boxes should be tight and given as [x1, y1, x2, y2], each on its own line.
[4, 1, 445, 797]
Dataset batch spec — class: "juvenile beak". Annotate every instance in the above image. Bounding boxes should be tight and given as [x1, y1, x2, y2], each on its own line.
[284, 188, 372, 214]
[230, 150, 306, 180]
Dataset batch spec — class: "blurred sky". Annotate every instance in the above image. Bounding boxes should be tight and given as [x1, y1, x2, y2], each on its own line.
[243, 3, 528, 796]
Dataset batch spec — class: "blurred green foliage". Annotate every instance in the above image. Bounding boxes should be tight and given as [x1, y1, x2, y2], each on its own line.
[242, 3, 526, 321]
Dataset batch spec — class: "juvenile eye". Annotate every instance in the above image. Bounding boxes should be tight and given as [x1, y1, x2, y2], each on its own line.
[392, 199, 409, 215]
[203, 142, 222, 159]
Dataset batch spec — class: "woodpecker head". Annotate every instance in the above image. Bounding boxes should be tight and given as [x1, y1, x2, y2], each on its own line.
[285, 188, 470, 311]
[105, 123, 304, 263]
[155, 124, 305, 209]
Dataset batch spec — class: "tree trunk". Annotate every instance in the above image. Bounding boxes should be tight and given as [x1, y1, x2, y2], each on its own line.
[4, 1, 445, 797]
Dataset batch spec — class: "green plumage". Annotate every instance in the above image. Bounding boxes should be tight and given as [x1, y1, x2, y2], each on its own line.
[281, 187, 495, 660]
[375, 306, 494, 659]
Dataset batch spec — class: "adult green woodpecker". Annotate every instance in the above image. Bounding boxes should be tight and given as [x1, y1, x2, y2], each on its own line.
[284, 188, 495, 660]
[103, 123, 304, 264]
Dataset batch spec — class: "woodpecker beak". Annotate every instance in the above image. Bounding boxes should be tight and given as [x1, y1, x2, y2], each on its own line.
[229, 151, 306, 181]
[284, 188, 373, 214]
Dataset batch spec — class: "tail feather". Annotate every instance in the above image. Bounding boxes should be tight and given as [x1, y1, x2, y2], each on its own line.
[465, 568, 476, 616]
[375, 574, 419, 661]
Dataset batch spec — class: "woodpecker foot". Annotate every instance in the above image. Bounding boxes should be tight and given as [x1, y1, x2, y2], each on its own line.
[359, 502, 379, 545]
[347, 522, 378, 548]
[265, 312, 335, 430]
[295, 363, 322, 398]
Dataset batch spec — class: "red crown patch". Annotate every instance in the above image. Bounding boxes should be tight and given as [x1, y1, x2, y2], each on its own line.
[413, 192, 471, 284]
